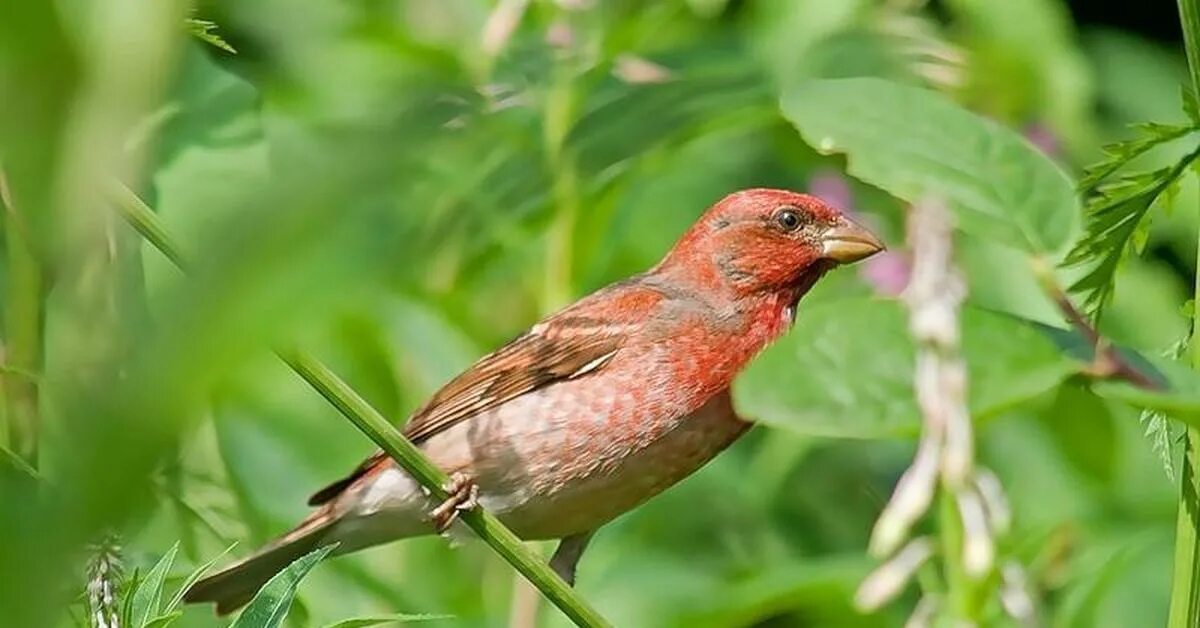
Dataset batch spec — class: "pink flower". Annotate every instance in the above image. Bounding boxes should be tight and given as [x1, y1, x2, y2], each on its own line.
[1023, 122, 1060, 159]
[808, 170, 910, 296]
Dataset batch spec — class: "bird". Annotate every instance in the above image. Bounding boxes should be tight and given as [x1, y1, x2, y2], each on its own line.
[184, 188, 884, 613]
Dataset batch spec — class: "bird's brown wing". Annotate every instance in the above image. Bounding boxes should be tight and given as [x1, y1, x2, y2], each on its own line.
[306, 282, 665, 506]
[401, 320, 624, 443]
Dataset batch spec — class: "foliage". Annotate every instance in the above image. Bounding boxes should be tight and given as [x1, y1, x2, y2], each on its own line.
[185, 17, 235, 54]
[781, 77, 1079, 255]
[230, 546, 334, 628]
[1064, 107, 1200, 317]
[735, 299, 1076, 438]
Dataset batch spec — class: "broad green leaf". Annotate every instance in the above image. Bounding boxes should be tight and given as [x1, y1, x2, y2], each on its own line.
[1051, 530, 1169, 628]
[1038, 384, 1118, 483]
[129, 543, 179, 628]
[733, 298, 1077, 438]
[231, 544, 337, 628]
[781, 78, 1078, 254]
[321, 614, 452, 628]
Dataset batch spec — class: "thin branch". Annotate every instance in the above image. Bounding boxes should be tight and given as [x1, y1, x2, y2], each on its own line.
[107, 182, 611, 628]
[107, 181, 189, 271]
[1030, 259, 1161, 390]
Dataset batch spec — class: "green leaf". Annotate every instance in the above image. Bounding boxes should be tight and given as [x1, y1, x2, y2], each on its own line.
[733, 298, 1077, 438]
[230, 544, 337, 628]
[1035, 328, 1200, 425]
[1062, 90, 1200, 317]
[321, 614, 452, 628]
[780, 77, 1078, 254]
[1184, 85, 1200, 125]
[162, 542, 237, 613]
[142, 611, 183, 628]
[1092, 355, 1200, 421]
[186, 17, 236, 53]
[944, 0, 1092, 152]
[129, 543, 179, 628]
[120, 569, 142, 627]
[1039, 384, 1118, 483]
[1064, 168, 1176, 314]
[0, 442, 39, 480]
[1052, 532, 1157, 627]
[1077, 122, 1193, 192]
[1065, 143, 1200, 315]
[685, 0, 730, 18]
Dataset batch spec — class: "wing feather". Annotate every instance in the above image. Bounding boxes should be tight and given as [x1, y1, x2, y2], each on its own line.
[401, 320, 625, 442]
[305, 279, 664, 506]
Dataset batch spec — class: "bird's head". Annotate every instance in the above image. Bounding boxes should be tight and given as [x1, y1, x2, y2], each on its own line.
[658, 188, 885, 298]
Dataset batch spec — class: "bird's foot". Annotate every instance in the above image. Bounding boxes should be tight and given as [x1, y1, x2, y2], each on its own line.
[430, 472, 479, 534]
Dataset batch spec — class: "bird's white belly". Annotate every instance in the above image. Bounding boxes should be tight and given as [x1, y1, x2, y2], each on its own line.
[487, 392, 749, 539]
[337, 389, 748, 545]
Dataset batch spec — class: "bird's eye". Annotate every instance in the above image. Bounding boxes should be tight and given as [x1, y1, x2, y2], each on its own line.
[774, 208, 804, 232]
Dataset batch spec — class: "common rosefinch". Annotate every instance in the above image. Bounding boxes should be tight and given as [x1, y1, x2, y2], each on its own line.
[185, 188, 884, 613]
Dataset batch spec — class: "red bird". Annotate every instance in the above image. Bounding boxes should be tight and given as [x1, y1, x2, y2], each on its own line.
[186, 188, 884, 613]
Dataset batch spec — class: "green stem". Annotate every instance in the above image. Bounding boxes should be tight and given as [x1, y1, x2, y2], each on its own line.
[1182, 0, 1200, 100]
[1171, 434, 1200, 627]
[1170, 0, 1200, 624]
[108, 182, 611, 628]
[939, 492, 966, 619]
[542, 67, 579, 313]
[108, 181, 189, 271]
[939, 491, 984, 623]
[1169, 208, 1200, 625]
[0, 171, 42, 466]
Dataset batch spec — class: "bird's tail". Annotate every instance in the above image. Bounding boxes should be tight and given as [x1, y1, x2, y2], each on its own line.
[184, 510, 335, 615]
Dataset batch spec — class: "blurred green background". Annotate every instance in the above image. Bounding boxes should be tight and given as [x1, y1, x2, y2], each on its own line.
[1, 0, 1197, 626]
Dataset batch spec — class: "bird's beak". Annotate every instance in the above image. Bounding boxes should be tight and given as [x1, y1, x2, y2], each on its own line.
[821, 217, 886, 264]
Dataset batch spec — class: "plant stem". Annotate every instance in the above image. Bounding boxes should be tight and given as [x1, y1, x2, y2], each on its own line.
[1171, 436, 1200, 627]
[542, 65, 580, 312]
[1169, 213, 1200, 626]
[0, 170, 42, 466]
[108, 182, 612, 628]
[108, 180, 189, 271]
[1170, 0, 1200, 624]
[281, 351, 610, 628]
[1183, 0, 1200, 100]
[939, 492, 971, 620]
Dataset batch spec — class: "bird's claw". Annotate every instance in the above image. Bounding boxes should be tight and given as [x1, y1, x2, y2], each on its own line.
[430, 472, 479, 534]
